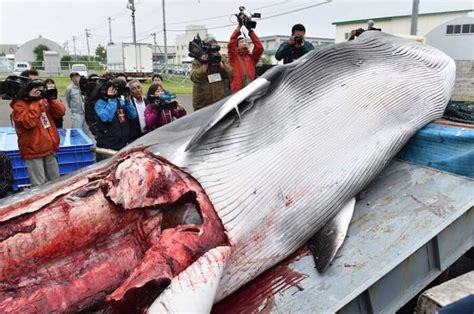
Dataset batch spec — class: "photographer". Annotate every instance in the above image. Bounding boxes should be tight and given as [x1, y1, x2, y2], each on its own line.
[227, 23, 264, 93]
[144, 84, 186, 132]
[83, 73, 109, 136]
[190, 37, 233, 111]
[275, 24, 314, 64]
[94, 78, 138, 151]
[45, 78, 63, 128]
[10, 78, 66, 187]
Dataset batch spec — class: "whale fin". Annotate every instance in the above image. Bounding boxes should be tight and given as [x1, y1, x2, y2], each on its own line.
[185, 78, 270, 151]
[185, 65, 288, 152]
[148, 246, 231, 313]
[308, 197, 356, 272]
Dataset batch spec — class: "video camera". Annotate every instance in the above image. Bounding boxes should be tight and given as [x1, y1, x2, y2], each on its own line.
[79, 76, 108, 98]
[188, 34, 222, 66]
[87, 77, 130, 100]
[0, 75, 57, 101]
[148, 94, 178, 111]
[236, 6, 261, 30]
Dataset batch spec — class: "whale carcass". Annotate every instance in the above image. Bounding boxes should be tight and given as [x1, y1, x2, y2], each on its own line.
[0, 31, 455, 312]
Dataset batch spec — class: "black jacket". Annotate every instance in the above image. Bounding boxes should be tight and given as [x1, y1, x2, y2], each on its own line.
[0, 152, 14, 197]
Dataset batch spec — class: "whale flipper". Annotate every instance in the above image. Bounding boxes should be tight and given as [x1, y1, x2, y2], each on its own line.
[308, 198, 356, 272]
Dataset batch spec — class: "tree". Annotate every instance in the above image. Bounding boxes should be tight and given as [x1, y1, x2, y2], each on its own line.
[61, 55, 72, 62]
[95, 44, 106, 62]
[33, 44, 50, 61]
[261, 55, 273, 65]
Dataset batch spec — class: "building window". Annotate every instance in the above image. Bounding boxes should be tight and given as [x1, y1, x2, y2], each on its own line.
[447, 24, 474, 35]
[344, 32, 349, 39]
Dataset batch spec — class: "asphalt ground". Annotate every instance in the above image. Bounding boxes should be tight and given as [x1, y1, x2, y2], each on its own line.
[0, 94, 193, 129]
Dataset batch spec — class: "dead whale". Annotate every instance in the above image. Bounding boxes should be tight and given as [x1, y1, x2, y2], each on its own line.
[0, 31, 455, 313]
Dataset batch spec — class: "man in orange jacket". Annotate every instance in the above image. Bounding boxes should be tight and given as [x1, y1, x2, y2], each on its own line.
[227, 24, 264, 94]
[11, 78, 66, 186]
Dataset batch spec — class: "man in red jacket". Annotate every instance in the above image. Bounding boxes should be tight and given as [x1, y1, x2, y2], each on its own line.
[11, 78, 65, 186]
[227, 24, 264, 94]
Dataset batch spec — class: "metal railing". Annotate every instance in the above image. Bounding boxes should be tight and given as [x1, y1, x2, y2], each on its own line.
[30, 61, 106, 72]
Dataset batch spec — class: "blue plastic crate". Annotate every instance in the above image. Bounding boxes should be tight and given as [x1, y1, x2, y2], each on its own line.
[0, 127, 95, 190]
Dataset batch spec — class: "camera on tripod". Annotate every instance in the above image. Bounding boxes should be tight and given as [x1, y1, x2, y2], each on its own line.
[236, 6, 261, 30]
[188, 34, 222, 65]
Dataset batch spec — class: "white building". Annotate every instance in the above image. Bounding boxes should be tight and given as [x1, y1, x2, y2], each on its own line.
[175, 25, 234, 64]
[0, 44, 19, 56]
[15, 35, 67, 63]
[175, 25, 208, 64]
[151, 45, 176, 65]
[425, 16, 474, 100]
[332, 9, 473, 43]
[425, 16, 474, 61]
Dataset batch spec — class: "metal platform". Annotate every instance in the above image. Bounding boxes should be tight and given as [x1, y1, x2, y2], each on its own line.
[213, 160, 474, 313]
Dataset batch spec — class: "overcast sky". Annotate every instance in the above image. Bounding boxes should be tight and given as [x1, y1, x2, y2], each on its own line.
[1, 0, 472, 55]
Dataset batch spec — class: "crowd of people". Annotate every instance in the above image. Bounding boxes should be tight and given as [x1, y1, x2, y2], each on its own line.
[191, 23, 314, 110]
[1, 22, 314, 195]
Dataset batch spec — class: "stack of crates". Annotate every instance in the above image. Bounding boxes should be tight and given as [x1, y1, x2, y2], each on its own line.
[0, 127, 95, 190]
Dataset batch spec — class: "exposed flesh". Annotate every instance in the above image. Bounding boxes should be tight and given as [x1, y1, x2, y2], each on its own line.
[0, 151, 228, 312]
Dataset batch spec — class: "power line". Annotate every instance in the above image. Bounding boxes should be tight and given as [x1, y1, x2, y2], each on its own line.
[129, 0, 291, 39]
[260, 0, 331, 20]
[69, 0, 331, 48]
[161, 0, 332, 33]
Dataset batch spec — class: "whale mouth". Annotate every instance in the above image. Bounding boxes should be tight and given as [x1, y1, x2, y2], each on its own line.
[0, 150, 228, 313]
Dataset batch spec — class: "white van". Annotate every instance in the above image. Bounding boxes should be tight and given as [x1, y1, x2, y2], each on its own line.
[14, 62, 31, 75]
[71, 64, 88, 77]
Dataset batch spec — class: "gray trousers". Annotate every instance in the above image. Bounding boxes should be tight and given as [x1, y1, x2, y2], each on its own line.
[25, 154, 60, 186]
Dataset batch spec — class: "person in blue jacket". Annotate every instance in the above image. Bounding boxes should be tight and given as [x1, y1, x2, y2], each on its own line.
[94, 78, 138, 151]
[275, 24, 314, 64]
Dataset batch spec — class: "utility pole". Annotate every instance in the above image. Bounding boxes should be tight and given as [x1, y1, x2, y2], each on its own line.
[72, 36, 77, 60]
[127, 0, 137, 44]
[85, 29, 91, 61]
[410, 0, 420, 35]
[151, 32, 163, 53]
[162, 0, 168, 67]
[108, 17, 113, 45]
